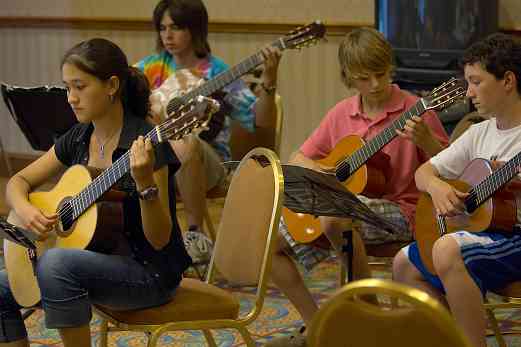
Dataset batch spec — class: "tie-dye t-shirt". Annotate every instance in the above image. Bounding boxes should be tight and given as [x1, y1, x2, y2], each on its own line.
[136, 51, 257, 161]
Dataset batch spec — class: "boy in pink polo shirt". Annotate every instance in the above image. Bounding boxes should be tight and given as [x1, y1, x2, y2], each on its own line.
[266, 27, 449, 347]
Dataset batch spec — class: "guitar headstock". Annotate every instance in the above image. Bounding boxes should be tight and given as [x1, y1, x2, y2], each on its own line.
[158, 96, 220, 142]
[424, 77, 467, 111]
[282, 21, 326, 50]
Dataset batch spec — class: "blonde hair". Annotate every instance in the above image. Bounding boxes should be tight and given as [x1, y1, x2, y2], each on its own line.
[338, 27, 394, 88]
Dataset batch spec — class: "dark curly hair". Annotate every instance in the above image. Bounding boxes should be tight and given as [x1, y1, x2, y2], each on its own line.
[461, 33, 521, 94]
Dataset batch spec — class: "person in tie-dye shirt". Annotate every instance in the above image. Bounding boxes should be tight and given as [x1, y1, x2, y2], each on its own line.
[136, 0, 281, 265]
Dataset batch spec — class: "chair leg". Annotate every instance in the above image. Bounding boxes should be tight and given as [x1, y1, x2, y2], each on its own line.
[485, 307, 507, 347]
[147, 330, 161, 347]
[203, 206, 217, 242]
[98, 318, 108, 347]
[338, 229, 354, 286]
[237, 326, 256, 347]
[339, 262, 346, 286]
[203, 329, 218, 347]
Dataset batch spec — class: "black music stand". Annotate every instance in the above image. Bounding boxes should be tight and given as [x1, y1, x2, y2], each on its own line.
[1, 83, 77, 152]
[281, 165, 404, 283]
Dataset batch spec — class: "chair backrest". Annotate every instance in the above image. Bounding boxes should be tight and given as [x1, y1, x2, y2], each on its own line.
[229, 94, 283, 161]
[207, 148, 284, 320]
[0, 83, 77, 151]
[307, 278, 473, 347]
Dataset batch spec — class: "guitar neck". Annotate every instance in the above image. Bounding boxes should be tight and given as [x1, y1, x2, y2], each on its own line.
[466, 152, 521, 212]
[65, 128, 160, 220]
[166, 38, 285, 115]
[336, 98, 427, 178]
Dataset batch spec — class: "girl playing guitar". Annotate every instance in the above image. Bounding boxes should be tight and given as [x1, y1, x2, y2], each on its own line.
[1, 38, 191, 347]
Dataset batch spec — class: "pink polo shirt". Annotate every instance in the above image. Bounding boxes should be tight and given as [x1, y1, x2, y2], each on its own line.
[300, 84, 449, 232]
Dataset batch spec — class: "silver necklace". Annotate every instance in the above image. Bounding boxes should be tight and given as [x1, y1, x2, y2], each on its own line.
[95, 129, 119, 159]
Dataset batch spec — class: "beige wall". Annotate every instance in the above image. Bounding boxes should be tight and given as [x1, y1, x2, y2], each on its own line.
[1, 0, 521, 163]
[0, 26, 349, 161]
[2, 0, 520, 29]
[1, 0, 372, 24]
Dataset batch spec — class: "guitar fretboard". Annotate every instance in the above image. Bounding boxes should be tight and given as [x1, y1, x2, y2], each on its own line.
[165, 38, 285, 116]
[61, 128, 160, 223]
[466, 152, 521, 212]
[55, 98, 212, 228]
[335, 99, 427, 180]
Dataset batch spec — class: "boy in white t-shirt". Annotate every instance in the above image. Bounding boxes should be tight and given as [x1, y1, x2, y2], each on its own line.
[394, 33, 521, 347]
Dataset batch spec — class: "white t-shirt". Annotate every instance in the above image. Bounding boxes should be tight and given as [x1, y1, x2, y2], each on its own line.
[431, 118, 521, 179]
[430, 117, 521, 223]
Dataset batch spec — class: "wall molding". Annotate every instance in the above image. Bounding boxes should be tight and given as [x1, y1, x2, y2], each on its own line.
[1, 16, 519, 36]
[0, 16, 368, 35]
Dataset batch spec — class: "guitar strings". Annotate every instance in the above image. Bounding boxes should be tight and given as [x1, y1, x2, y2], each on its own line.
[334, 84, 464, 179]
[166, 51, 265, 116]
[463, 153, 521, 210]
[57, 104, 200, 222]
[335, 101, 423, 176]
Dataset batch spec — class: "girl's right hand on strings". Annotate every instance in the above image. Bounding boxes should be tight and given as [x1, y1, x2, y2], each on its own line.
[17, 204, 58, 240]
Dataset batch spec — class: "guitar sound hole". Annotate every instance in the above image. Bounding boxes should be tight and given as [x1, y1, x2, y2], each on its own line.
[336, 163, 350, 182]
[56, 198, 74, 236]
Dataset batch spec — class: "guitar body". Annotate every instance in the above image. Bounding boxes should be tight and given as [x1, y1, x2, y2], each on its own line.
[149, 68, 226, 142]
[415, 158, 518, 274]
[4, 165, 124, 307]
[283, 135, 388, 243]
[149, 68, 204, 123]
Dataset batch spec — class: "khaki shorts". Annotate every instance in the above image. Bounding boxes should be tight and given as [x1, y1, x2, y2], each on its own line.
[198, 138, 227, 191]
[171, 135, 227, 192]
[280, 196, 412, 272]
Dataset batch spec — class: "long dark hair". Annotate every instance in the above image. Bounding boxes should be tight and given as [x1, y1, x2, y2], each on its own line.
[61, 38, 150, 118]
[153, 0, 211, 58]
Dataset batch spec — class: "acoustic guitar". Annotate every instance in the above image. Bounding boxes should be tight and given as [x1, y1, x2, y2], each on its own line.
[4, 96, 219, 308]
[283, 78, 466, 243]
[149, 21, 326, 140]
[416, 155, 521, 275]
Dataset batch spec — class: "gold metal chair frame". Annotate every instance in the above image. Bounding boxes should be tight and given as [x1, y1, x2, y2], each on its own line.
[307, 278, 474, 347]
[484, 282, 521, 347]
[95, 147, 284, 347]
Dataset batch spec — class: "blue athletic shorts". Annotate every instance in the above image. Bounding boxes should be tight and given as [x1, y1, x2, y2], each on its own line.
[404, 231, 521, 295]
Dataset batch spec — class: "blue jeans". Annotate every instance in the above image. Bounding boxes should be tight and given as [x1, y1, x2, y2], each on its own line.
[0, 248, 177, 342]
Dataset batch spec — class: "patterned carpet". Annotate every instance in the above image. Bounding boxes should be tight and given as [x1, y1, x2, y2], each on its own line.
[23, 256, 521, 346]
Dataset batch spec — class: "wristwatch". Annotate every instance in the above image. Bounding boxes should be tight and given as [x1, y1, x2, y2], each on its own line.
[138, 185, 159, 201]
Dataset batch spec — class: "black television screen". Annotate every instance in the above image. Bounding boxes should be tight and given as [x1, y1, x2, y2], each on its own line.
[376, 0, 498, 70]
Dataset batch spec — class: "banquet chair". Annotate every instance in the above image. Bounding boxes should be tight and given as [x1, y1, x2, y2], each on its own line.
[95, 147, 284, 347]
[200, 93, 284, 240]
[307, 278, 473, 347]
